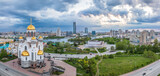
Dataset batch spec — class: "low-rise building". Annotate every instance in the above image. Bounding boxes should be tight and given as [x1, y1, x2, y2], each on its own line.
[85, 40, 106, 48]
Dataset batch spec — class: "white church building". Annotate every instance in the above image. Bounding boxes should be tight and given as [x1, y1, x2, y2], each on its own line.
[17, 19, 44, 68]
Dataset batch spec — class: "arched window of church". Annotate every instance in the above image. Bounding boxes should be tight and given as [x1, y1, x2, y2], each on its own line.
[32, 52, 34, 60]
[39, 46, 40, 50]
[25, 46, 27, 50]
[28, 32, 29, 36]
[40, 56, 41, 59]
[35, 53, 36, 60]
[26, 57, 27, 61]
[19, 51, 21, 58]
[33, 32, 35, 36]
[31, 32, 33, 36]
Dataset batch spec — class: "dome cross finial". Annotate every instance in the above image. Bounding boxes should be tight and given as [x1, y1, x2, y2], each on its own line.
[30, 18, 32, 25]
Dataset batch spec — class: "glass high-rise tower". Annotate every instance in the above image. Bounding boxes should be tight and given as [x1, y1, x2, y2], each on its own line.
[73, 22, 76, 34]
[85, 27, 88, 33]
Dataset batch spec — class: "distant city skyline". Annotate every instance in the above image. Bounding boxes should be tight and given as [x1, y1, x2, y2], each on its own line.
[0, 0, 160, 32]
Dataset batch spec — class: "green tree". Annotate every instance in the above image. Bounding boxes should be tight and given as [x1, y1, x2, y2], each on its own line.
[95, 55, 101, 60]
[84, 56, 88, 61]
[88, 58, 97, 76]
[153, 39, 159, 53]
[65, 42, 71, 48]
[0, 48, 7, 58]
[111, 46, 115, 51]
[116, 52, 122, 55]
[108, 54, 114, 59]
[103, 55, 108, 59]
[59, 42, 64, 48]
[116, 40, 129, 50]
[143, 50, 158, 60]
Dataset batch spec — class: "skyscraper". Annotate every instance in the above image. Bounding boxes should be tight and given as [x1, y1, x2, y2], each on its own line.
[85, 27, 88, 33]
[73, 22, 76, 34]
[56, 28, 61, 36]
[92, 31, 96, 36]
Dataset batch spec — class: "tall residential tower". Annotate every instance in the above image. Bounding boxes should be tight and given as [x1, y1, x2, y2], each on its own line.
[73, 22, 76, 34]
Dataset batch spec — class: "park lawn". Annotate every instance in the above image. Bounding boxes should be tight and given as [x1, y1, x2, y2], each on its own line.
[99, 56, 153, 76]
[64, 58, 99, 76]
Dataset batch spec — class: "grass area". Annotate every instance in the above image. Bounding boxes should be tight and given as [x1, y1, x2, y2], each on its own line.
[0, 55, 17, 62]
[64, 58, 98, 76]
[99, 56, 153, 76]
[64, 59, 87, 75]
[64, 55, 156, 76]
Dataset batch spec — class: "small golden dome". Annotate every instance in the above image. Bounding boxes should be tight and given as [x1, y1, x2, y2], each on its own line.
[37, 50, 43, 55]
[22, 50, 29, 56]
[8, 47, 11, 50]
[19, 36, 23, 39]
[32, 36, 36, 40]
[39, 36, 43, 39]
[9, 41, 14, 43]
[27, 24, 35, 30]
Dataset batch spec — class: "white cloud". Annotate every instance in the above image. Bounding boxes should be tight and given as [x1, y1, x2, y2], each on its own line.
[0, 17, 22, 27]
[28, 8, 65, 20]
[68, 0, 94, 14]
[112, 4, 132, 11]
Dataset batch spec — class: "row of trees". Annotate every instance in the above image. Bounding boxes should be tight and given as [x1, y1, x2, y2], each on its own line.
[45, 42, 101, 54]
[95, 37, 121, 44]
[44, 36, 65, 39]
[115, 39, 160, 54]
[126, 39, 160, 54]
[143, 50, 158, 60]
[44, 42, 71, 53]
[68, 37, 91, 45]
[0, 48, 17, 62]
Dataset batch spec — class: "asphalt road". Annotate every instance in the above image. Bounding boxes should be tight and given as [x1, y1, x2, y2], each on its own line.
[122, 60, 160, 76]
[0, 62, 27, 76]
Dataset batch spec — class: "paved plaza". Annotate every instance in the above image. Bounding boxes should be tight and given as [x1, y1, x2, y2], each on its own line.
[3, 58, 76, 76]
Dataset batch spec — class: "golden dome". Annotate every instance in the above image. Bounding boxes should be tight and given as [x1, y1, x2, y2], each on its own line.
[22, 50, 29, 56]
[32, 36, 36, 40]
[27, 24, 35, 30]
[8, 47, 11, 50]
[39, 36, 43, 39]
[19, 36, 23, 39]
[37, 50, 43, 55]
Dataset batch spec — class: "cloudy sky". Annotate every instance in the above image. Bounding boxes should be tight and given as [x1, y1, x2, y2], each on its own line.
[0, 0, 160, 32]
